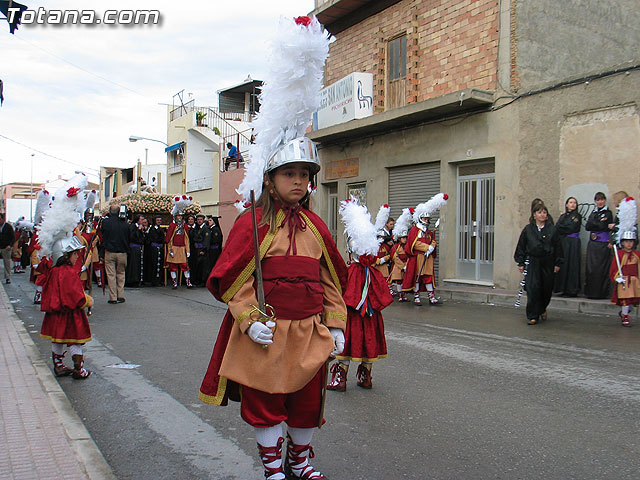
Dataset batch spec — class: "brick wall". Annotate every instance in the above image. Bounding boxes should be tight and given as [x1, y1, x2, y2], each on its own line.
[325, 0, 499, 109]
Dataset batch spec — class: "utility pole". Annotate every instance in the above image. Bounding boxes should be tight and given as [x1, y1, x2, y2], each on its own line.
[30, 154, 34, 222]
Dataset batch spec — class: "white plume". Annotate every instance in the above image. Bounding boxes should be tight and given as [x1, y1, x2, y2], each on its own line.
[234, 200, 248, 213]
[34, 189, 52, 225]
[15, 217, 34, 232]
[374, 204, 390, 231]
[339, 197, 381, 257]
[37, 174, 89, 258]
[236, 16, 331, 205]
[85, 190, 98, 212]
[413, 193, 449, 223]
[393, 208, 414, 239]
[171, 195, 193, 216]
[617, 196, 637, 241]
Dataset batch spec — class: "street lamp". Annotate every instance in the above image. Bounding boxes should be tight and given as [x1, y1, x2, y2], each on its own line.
[129, 136, 168, 146]
[30, 154, 34, 222]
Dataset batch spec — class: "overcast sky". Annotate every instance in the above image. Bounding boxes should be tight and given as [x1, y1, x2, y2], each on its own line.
[0, 0, 315, 186]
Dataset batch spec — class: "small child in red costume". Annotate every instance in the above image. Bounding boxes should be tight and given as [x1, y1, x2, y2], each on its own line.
[327, 198, 393, 392]
[609, 197, 639, 327]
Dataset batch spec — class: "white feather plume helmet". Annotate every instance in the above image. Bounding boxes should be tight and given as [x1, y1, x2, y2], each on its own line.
[616, 196, 637, 242]
[171, 194, 193, 216]
[34, 188, 51, 225]
[84, 190, 98, 213]
[374, 204, 390, 232]
[413, 193, 449, 224]
[393, 208, 414, 239]
[15, 217, 34, 232]
[37, 174, 89, 258]
[236, 15, 331, 206]
[339, 197, 381, 257]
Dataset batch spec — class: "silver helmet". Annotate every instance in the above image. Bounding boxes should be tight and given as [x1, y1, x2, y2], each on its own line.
[621, 229, 637, 241]
[265, 137, 320, 175]
[51, 235, 85, 264]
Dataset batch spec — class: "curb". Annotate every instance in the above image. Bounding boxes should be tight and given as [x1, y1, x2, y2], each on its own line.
[0, 285, 116, 480]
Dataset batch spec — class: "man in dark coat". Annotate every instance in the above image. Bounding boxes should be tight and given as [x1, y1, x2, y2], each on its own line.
[191, 214, 210, 287]
[0, 213, 15, 284]
[144, 215, 165, 286]
[125, 214, 145, 287]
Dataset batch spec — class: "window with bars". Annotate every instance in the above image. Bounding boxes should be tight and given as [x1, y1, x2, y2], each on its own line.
[388, 36, 407, 82]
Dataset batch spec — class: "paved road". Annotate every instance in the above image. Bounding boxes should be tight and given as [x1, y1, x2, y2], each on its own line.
[6, 273, 640, 479]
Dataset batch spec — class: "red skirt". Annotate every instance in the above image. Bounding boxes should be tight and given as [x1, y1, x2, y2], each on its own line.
[40, 310, 91, 344]
[336, 307, 387, 362]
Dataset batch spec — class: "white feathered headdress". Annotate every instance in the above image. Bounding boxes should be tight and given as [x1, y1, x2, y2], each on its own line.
[14, 216, 34, 232]
[616, 196, 637, 242]
[34, 189, 51, 225]
[85, 190, 98, 213]
[374, 204, 390, 233]
[393, 208, 414, 239]
[339, 197, 381, 257]
[37, 174, 89, 258]
[413, 193, 449, 224]
[171, 194, 193, 216]
[236, 16, 331, 206]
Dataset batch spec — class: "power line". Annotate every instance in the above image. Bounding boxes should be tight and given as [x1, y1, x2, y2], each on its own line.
[9, 32, 147, 97]
[0, 133, 100, 174]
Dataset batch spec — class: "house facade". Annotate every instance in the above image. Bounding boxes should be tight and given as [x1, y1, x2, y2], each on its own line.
[309, 0, 640, 290]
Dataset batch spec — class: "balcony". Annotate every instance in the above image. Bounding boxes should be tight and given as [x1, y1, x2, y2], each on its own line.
[311, 0, 402, 34]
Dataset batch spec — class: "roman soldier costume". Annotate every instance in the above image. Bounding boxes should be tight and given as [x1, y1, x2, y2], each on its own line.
[165, 195, 193, 288]
[389, 208, 413, 302]
[327, 198, 392, 393]
[199, 16, 344, 480]
[37, 174, 93, 380]
[402, 193, 448, 305]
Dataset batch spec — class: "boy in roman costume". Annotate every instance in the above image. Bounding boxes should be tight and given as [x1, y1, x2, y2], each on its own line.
[402, 193, 448, 305]
[165, 195, 193, 289]
[389, 208, 413, 302]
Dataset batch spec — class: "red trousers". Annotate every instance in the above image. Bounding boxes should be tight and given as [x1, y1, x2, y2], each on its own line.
[240, 366, 324, 428]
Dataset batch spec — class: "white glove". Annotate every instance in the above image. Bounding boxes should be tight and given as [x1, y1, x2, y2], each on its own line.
[615, 276, 626, 284]
[247, 321, 273, 345]
[329, 328, 345, 357]
[426, 245, 435, 256]
[80, 265, 87, 273]
[378, 257, 386, 265]
[187, 252, 191, 258]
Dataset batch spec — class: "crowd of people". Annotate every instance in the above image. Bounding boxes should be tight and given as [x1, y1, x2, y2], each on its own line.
[514, 191, 638, 327]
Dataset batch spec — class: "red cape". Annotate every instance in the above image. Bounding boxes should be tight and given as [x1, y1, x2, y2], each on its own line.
[343, 254, 393, 312]
[200, 205, 347, 406]
[402, 225, 436, 290]
[610, 249, 640, 304]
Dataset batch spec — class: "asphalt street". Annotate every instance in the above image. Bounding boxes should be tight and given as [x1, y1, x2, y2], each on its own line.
[6, 273, 640, 480]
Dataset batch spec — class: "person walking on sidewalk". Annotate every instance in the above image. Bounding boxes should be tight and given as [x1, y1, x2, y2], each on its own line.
[514, 202, 563, 325]
[37, 174, 93, 379]
[0, 213, 15, 284]
[327, 199, 392, 393]
[101, 204, 130, 304]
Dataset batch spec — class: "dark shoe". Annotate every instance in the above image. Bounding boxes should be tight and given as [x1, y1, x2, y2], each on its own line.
[52, 352, 73, 377]
[356, 364, 372, 389]
[107, 300, 118, 304]
[540, 311, 547, 322]
[72, 354, 91, 379]
[527, 317, 538, 325]
[5, 278, 10, 284]
[622, 314, 632, 327]
[117, 298, 125, 303]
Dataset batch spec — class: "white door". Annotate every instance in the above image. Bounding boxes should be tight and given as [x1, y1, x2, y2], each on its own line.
[456, 173, 495, 282]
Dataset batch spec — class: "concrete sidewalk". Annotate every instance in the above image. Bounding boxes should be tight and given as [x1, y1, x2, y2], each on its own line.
[439, 284, 637, 318]
[0, 285, 115, 480]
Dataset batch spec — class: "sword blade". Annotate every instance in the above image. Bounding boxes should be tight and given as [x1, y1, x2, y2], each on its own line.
[250, 190, 266, 310]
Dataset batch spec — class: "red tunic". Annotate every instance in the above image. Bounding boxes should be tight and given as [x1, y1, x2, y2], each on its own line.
[338, 254, 393, 363]
[40, 263, 91, 344]
[609, 249, 640, 306]
[402, 225, 437, 292]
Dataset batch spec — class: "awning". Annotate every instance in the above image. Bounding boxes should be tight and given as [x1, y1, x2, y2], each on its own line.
[164, 142, 183, 153]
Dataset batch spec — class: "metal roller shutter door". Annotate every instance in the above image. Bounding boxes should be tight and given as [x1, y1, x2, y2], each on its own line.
[388, 162, 441, 281]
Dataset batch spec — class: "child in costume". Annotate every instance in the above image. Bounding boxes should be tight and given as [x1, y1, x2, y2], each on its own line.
[38, 174, 93, 379]
[199, 16, 347, 480]
[402, 193, 448, 305]
[372, 204, 394, 296]
[327, 199, 393, 392]
[11, 217, 28, 273]
[165, 195, 193, 289]
[609, 197, 639, 327]
[389, 208, 413, 302]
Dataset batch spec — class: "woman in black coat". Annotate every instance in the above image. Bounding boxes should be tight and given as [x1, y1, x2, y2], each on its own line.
[206, 216, 223, 275]
[554, 197, 582, 297]
[514, 203, 563, 325]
